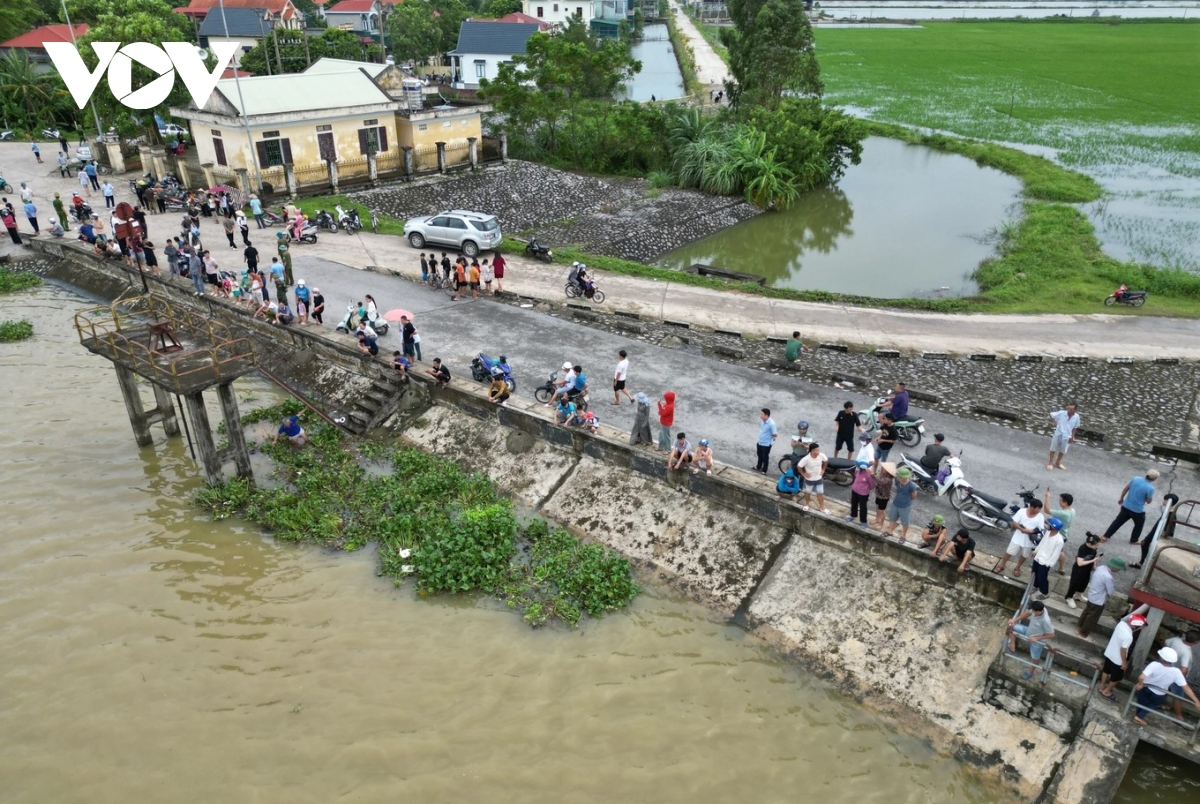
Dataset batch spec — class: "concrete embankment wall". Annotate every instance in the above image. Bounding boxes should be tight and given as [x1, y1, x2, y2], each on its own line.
[22, 241, 1076, 802]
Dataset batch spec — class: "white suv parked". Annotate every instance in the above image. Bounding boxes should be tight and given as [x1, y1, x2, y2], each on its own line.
[403, 209, 502, 257]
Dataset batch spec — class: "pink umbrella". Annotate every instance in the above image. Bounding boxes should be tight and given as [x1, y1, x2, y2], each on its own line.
[384, 308, 414, 323]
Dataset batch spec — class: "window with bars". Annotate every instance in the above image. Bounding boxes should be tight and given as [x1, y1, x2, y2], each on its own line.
[358, 126, 389, 155]
[256, 137, 291, 167]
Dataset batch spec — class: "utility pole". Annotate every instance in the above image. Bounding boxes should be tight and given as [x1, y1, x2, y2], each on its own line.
[219, 0, 264, 192]
[273, 29, 284, 74]
[60, 0, 104, 140]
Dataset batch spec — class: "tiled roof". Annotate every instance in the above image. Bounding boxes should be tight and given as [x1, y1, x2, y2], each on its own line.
[187, 0, 295, 17]
[449, 21, 539, 56]
[0, 23, 88, 50]
[198, 7, 276, 37]
[326, 0, 376, 12]
[495, 12, 552, 30]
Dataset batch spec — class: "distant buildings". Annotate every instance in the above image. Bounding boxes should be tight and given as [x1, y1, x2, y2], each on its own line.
[323, 0, 387, 34]
[448, 20, 541, 90]
[0, 23, 88, 73]
[197, 7, 278, 67]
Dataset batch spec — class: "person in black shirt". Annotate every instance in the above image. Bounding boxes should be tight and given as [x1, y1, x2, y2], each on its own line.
[427, 357, 451, 387]
[440, 252, 452, 281]
[243, 242, 259, 273]
[1064, 533, 1102, 608]
[920, 433, 951, 476]
[310, 288, 324, 324]
[938, 528, 976, 574]
[833, 401, 858, 458]
[877, 413, 899, 462]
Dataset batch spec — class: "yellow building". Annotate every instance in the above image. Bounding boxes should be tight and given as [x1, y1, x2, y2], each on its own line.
[171, 58, 491, 187]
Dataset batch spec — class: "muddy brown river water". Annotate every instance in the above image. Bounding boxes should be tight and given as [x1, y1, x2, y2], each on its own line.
[2, 283, 1195, 802]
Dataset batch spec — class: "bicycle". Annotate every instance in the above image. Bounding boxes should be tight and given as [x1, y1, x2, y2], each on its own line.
[370, 209, 380, 234]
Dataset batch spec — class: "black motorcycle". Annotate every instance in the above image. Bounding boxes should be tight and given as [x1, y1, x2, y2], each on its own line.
[312, 209, 338, 232]
[533, 369, 588, 411]
[525, 236, 553, 263]
[776, 454, 856, 486]
[471, 353, 516, 392]
[1104, 284, 1147, 307]
[339, 207, 363, 234]
[957, 485, 1040, 533]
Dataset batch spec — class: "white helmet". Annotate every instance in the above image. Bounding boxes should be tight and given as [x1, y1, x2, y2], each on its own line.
[297, 279, 305, 286]
[562, 361, 572, 371]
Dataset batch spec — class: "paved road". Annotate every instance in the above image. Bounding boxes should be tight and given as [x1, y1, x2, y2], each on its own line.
[3, 142, 1200, 359]
[288, 251, 1190, 589]
[671, 3, 728, 89]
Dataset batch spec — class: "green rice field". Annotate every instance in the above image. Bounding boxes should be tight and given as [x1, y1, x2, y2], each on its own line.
[815, 21, 1200, 273]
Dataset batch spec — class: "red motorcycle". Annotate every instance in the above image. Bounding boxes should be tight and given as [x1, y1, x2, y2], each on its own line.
[1104, 284, 1147, 307]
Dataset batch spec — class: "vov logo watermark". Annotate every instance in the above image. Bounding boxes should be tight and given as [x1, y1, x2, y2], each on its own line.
[45, 42, 239, 110]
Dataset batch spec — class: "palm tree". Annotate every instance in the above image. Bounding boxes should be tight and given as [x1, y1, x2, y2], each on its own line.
[0, 52, 67, 131]
[667, 107, 713, 151]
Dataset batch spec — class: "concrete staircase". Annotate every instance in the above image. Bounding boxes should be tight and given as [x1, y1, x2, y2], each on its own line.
[344, 369, 410, 435]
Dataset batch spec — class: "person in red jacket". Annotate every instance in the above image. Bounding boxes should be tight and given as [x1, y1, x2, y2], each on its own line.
[657, 390, 675, 451]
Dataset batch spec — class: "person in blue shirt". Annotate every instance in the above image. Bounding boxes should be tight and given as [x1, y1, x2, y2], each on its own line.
[23, 200, 38, 233]
[754, 408, 777, 473]
[776, 467, 800, 501]
[77, 221, 96, 243]
[555, 397, 577, 427]
[272, 414, 308, 446]
[1103, 469, 1159, 561]
[249, 195, 264, 228]
[566, 365, 587, 403]
[882, 381, 910, 421]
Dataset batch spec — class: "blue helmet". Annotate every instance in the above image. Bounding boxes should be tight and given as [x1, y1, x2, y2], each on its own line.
[797, 420, 809, 429]
[856, 460, 870, 468]
[1047, 517, 1064, 531]
[699, 439, 709, 447]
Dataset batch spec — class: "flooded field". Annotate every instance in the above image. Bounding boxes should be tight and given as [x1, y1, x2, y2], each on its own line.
[815, 21, 1200, 271]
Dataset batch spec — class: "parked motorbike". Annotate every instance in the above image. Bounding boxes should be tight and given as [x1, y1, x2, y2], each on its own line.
[0, 130, 14, 141]
[525, 236, 553, 263]
[41, 127, 61, 140]
[312, 209, 338, 232]
[0, 174, 12, 193]
[899, 452, 970, 508]
[565, 279, 605, 304]
[297, 223, 319, 244]
[776, 454, 857, 487]
[261, 209, 287, 226]
[533, 368, 589, 411]
[957, 485, 1040, 533]
[1105, 284, 1147, 308]
[471, 353, 516, 392]
[336, 205, 362, 233]
[334, 302, 390, 336]
[858, 395, 926, 447]
[162, 195, 187, 212]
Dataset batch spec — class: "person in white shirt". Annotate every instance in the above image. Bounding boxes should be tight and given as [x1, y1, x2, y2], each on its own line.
[1133, 647, 1200, 725]
[992, 500, 1046, 577]
[1077, 557, 1125, 638]
[612, 349, 632, 405]
[796, 441, 830, 514]
[1031, 517, 1065, 600]
[1164, 630, 1200, 721]
[1047, 403, 1080, 471]
[854, 432, 876, 467]
[1100, 614, 1146, 700]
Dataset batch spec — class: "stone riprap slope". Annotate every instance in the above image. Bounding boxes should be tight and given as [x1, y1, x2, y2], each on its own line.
[348, 161, 760, 262]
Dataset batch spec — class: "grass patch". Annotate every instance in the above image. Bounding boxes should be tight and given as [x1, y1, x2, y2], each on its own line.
[197, 406, 640, 628]
[976, 203, 1200, 315]
[665, 13, 702, 97]
[0, 319, 34, 342]
[0, 268, 41, 294]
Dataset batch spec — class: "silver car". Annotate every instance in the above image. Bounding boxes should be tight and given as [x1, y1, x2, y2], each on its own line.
[403, 209, 501, 258]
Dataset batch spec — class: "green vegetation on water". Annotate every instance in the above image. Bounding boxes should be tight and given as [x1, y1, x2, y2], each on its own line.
[197, 400, 640, 628]
[0, 319, 34, 342]
[0, 268, 41, 294]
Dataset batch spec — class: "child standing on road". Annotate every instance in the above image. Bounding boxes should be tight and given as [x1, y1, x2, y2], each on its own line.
[657, 391, 676, 451]
[481, 258, 494, 295]
[469, 260, 481, 299]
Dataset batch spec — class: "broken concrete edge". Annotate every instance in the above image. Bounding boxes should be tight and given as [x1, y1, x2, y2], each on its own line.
[974, 404, 1023, 421]
[1152, 442, 1200, 462]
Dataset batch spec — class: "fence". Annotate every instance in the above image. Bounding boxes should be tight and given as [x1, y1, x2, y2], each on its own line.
[1121, 682, 1200, 744]
[293, 162, 330, 190]
[414, 144, 439, 172]
[339, 155, 370, 182]
[481, 135, 502, 162]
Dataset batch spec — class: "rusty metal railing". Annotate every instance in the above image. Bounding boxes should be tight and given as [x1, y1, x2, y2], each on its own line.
[74, 294, 256, 394]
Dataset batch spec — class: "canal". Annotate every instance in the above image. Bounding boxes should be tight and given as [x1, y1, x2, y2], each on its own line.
[657, 136, 1022, 297]
[624, 22, 686, 102]
[1, 279, 1197, 801]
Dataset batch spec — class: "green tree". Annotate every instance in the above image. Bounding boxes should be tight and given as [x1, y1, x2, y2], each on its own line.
[0, 51, 72, 131]
[722, 0, 821, 111]
[74, 0, 193, 138]
[431, 0, 469, 53]
[484, 0, 523, 17]
[240, 27, 365, 76]
[0, 3, 41, 43]
[387, 0, 442, 65]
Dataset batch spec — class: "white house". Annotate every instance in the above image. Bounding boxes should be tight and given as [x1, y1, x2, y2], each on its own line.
[323, 0, 385, 33]
[447, 21, 541, 90]
[197, 7, 277, 68]
[521, 0, 597, 27]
